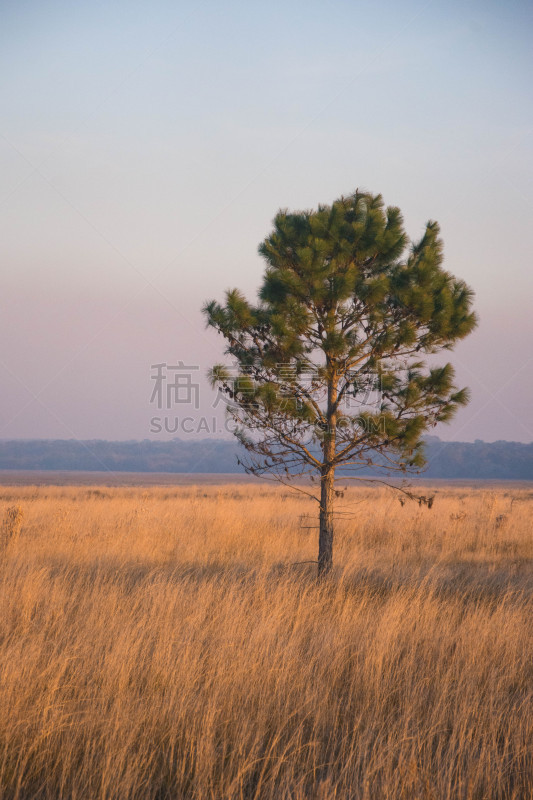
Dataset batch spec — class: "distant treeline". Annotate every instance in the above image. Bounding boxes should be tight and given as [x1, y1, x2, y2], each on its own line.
[0, 437, 532, 479]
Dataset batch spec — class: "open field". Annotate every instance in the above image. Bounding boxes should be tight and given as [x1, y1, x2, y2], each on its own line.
[2, 471, 532, 487]
[0, 483, 531, 799]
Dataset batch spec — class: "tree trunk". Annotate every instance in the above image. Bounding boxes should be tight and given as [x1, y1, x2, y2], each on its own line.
[318, 366, 337, 578]
[318, 465, 335, 577]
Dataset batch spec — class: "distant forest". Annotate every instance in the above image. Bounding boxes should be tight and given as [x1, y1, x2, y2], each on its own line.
[0, 437, 532, 479]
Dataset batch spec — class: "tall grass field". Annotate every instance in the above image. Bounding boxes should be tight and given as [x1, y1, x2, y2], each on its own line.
[0, 483, 531, 799]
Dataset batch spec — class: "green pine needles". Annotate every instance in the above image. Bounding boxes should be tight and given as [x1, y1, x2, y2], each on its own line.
[203, 190, 477, 575]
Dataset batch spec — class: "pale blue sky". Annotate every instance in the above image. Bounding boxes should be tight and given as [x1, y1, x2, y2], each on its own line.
[1, 0, 532, 442]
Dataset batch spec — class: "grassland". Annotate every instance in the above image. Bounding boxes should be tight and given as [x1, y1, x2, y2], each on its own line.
[0, 483, 531, 799]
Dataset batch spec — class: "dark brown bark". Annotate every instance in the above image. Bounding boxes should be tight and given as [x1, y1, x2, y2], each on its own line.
[318, 368, 337, 577]
[318, 465, 335, 576]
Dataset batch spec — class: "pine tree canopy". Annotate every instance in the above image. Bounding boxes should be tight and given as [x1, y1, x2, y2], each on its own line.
[203, 190, 477, 481]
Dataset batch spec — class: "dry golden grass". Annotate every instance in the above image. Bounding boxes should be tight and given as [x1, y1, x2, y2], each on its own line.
[0, 483, 531, 799]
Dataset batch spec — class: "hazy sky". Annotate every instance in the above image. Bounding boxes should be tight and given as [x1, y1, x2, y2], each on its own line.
[1, 0, 532, 444]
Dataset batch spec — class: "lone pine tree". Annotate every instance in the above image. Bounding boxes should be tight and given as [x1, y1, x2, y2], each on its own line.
[203, 190, 477, 576]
